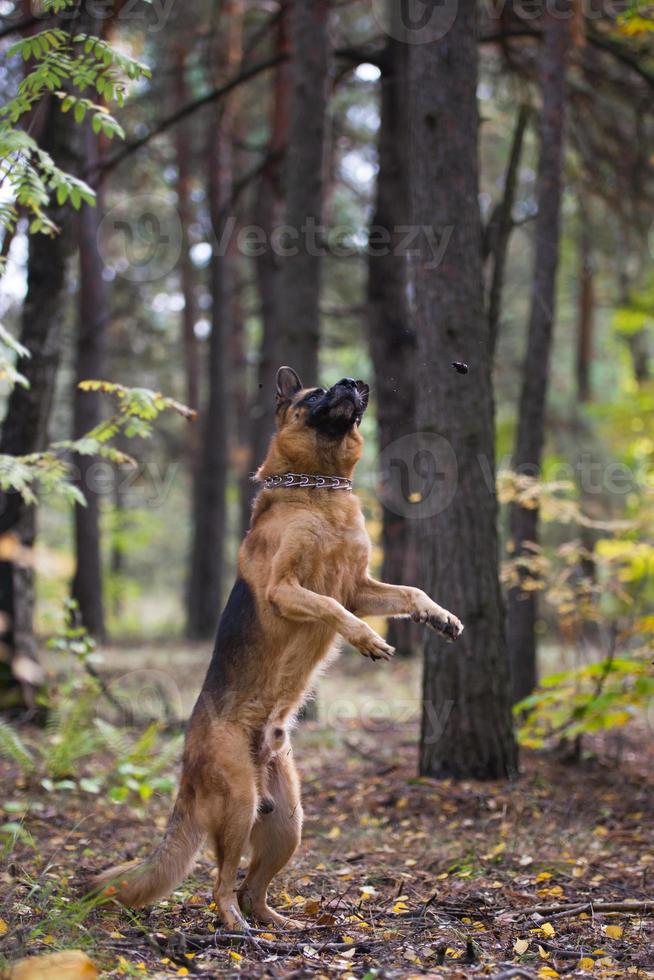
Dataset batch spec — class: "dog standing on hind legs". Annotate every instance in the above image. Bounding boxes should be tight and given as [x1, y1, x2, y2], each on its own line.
[91, 366, 464, 931]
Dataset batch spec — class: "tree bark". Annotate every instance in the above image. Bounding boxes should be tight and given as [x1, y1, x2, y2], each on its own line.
[486, 104, 531, 356]
[409, 0, 517, 779]
[576, 218, 594, 403]
[0, 94, 76, 710]
[276, 0, 330, 383]
[366, 40, 418, 658]
[174, 44, 200, 461]
[186, 3, 242, 640]
[186, 125, 230, 641]
[71, 124, 107, 639]
[249, 3, 291, 484]
[507, 1, 572, 704]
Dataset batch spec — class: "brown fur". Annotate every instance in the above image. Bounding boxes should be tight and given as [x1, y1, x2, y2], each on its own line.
[91, 367, 463, 931]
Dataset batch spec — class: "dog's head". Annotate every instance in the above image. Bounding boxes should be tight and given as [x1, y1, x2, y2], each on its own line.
[271, 366, 369, 474]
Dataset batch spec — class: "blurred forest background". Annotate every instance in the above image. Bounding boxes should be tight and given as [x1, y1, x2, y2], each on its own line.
[0, 0, 654, 975]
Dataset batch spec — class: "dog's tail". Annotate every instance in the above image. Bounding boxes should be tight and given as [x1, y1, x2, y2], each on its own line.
[90, 795, 204, 907]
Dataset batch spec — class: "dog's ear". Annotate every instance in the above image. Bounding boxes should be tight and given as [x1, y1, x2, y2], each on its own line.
[355, 380, 369, 414]
[276, 366, 303, 404]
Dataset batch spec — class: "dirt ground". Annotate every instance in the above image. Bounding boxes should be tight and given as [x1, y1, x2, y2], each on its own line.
[1, 652, 653, 978]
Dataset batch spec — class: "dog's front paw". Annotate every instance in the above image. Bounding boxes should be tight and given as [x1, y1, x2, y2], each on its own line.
[412, 602, 464, 642]
[353, 627, 395, 662]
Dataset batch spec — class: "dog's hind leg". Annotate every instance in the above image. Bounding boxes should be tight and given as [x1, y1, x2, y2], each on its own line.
[204, 735, 258, 932]
[238, 749, 303, 928]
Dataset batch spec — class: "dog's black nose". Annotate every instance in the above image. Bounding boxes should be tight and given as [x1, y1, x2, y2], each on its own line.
[337, 378, 357, 388]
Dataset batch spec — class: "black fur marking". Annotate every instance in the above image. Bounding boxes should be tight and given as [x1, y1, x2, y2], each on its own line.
[200, 578, 260, 698]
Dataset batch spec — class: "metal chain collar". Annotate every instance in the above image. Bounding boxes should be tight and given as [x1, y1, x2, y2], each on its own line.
[262, 472, 353, 492]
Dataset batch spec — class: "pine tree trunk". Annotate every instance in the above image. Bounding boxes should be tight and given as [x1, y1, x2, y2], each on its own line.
[186, 124, 231, 640]
[507, 2, 571, 704]
[0, 94, 76, 710]
[186, 5, 242, 639]
[576, 219, 594, 403]
[486, 104, 531, 356]
[72, 125, 107, 639]
[408, 0, 517, 779]
[248, 4, 290, 488]
[174, 45, 200, 454]
[367, 41, 418, 658]
[276, 0, 329, 382]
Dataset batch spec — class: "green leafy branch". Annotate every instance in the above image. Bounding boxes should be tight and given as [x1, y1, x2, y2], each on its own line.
[0, 10, 150, 252]
[0, 381, 196, 507]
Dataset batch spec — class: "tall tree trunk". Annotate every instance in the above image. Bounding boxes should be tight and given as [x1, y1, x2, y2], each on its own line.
[276, 0, 330, 382]
[174, 44, 200, 460]
[576, 217, 594, 403]
[72, 124, 107, 639]
[248, 4, 290, 484]
[486, 104, 531, 356]
[507, 2, 572, 704]
[186, 3, 242, 640]
[186, 126, 230, 640]
[409, 0, 517, 779]
[367, 41, 418, 658]
[0, 95, 76, 710]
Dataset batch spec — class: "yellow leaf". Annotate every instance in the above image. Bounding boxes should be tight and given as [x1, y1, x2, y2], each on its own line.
[228, 951, 242, 961]
[260, 932, 275, 940]
[603, 925, 623, 939]
[538, 969, 560, 979]
[9, 951, 98, 978]
[177, 971, 189, 977]
[578, 957, 596, 969]
[392, 901, 410, 914]
[540, 922, 556, 938]
[535, 871, 552, 882]
[326, 826, 341, 839]
[0, 919, 8, 936]
[514, 938, 530, 955]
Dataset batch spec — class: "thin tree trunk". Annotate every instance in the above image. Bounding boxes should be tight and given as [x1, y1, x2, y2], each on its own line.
[409, 0, 517, 779]
[174, 44, 200, 460]
[248, 4, 290, 483]
[486, 104, 531, 356]
[367, 41, 418, 658]
[186, 125, 230, 640]
[186, 3, 242, 640]
[507, 1, 572, 704]
[0, 95, 76, 710]
[230, 270, 252, 535]
[576, 218, 594, 403]
[276, 0, 330, 382]
[72, 124, 107, 639]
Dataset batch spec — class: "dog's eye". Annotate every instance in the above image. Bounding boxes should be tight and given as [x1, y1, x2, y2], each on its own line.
[307, 390, 323, 403]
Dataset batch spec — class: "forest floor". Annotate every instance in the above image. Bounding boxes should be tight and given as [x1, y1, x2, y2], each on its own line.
[1, 651, 653, 979]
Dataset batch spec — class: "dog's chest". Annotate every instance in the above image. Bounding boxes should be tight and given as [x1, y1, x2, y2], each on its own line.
[307, 518, 369, 600]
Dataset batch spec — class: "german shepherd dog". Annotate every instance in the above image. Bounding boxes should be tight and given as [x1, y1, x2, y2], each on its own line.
[92, 367, 463, 930]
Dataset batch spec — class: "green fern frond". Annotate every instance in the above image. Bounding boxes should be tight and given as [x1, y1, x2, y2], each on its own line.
[0, 719, 35, 773]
